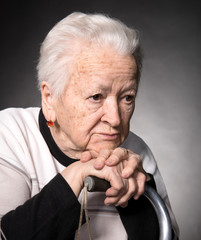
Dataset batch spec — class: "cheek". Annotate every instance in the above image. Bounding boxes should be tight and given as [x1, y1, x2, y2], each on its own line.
[66, 106, 100, 139]
[68, 109, 87, 130]
[120, 105, 134, 123]
[120, 108, 134, 139]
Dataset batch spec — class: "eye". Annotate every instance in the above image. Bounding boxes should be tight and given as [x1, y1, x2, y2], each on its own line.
[89, 94, 102, 102]
[124, 95, 135, 104]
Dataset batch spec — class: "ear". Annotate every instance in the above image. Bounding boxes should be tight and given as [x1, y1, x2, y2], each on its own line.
[41, 82, 56, 122]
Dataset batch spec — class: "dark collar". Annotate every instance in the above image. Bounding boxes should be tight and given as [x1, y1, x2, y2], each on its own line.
[38, 109, 79, 167]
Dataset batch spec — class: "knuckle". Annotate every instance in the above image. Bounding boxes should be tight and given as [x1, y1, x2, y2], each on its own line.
[116, 147, 127, 156]
[100, 149, 110, 158]
[97, 156, 105, 163]
[136, 153, 142, 160]
[129, 154, 140, 162]
[122, 148, 128, 155]
[111, 154, 120, 162]
[135, 154, 142, 164]
[112, 180, 124, 192]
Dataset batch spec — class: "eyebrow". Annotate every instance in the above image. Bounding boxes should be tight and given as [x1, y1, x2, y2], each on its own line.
[88, 81, 137, 95]
[120, 81, 137, 92]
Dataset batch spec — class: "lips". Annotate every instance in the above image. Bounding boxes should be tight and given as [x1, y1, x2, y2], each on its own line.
[97, 133, 120, 140]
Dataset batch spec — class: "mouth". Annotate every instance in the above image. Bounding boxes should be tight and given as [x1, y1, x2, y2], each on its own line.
[97, 133, 120, 140]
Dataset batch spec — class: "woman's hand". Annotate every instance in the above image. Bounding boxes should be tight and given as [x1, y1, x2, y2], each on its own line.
[61, 157, 140, 207]
[80, 148, 148, 204]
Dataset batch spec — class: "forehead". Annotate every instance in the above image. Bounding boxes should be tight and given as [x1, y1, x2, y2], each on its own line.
[66, 45, 138, 93]
[74, 45, 137, 77]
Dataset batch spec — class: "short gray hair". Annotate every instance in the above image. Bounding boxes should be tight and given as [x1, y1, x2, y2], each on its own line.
[37, 12, 142, 97]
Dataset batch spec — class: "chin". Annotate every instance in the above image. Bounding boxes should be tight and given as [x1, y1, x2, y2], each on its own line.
[90, 141, 121, 153]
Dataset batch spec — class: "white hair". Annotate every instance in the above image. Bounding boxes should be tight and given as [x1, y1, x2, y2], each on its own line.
[37, 12, 142, 97]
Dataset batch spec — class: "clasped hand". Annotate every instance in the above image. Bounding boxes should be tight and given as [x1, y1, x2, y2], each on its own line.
[61, 147, 147, 208]
[80, 147, 148, 207]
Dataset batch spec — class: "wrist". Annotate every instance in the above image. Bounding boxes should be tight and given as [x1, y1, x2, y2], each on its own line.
[61, 162, 85, 197]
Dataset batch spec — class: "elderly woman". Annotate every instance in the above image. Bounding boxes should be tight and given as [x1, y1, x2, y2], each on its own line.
[0, 12, 179, 240]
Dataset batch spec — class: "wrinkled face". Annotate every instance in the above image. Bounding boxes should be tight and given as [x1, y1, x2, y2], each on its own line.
[52, 46, 138, 157]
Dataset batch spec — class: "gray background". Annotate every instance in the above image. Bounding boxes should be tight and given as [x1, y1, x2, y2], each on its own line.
[0, 0, 200, 239]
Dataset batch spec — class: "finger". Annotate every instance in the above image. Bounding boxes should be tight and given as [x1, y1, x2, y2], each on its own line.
[105, 147, 128, 166]
[104, 193, 125, 206]
[115, 177, 137, 206]
[104, 171, 128, 205]
[105, 175, 136, 207]
[121, 153, 141, 178]
[80, 150, 98, 162]
[119, 202, 128, 208]
[133, 171, 146, 200]
[104, 197, 128, 208]
[105, 186, 124, 197]
[104, 196, 120, 206]
[135, 157, 151, 181]
[94, 149, 111, 169]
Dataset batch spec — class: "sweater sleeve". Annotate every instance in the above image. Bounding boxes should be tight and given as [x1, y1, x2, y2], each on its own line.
[1, 173, 82, 240]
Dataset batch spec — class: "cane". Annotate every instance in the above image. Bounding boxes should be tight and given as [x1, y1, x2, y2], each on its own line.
[84, 176, 172, 240]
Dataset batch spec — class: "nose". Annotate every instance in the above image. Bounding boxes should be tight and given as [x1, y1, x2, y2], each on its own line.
[101, 97, 121, 127]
